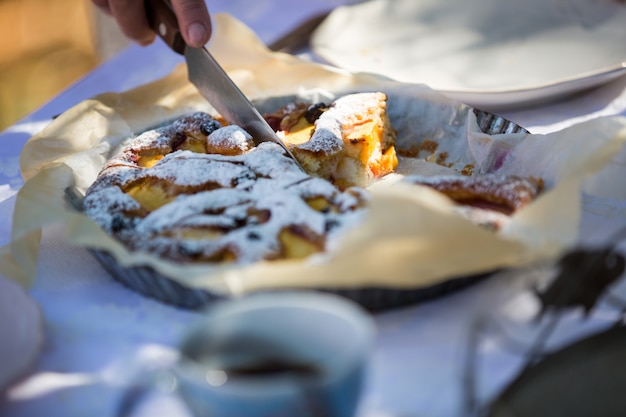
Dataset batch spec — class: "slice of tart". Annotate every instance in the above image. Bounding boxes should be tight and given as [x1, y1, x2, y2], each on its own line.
[265, 92, 398, 189]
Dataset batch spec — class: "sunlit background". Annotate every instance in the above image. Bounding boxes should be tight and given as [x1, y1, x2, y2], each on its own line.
[0, 0, 129, 131]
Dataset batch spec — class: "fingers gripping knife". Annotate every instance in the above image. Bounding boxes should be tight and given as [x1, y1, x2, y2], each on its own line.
[144, 0, 303, 170]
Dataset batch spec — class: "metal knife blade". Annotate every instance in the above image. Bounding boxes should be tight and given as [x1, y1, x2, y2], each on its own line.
[145, 0, 302, 169]
[185, 48, 298, 158]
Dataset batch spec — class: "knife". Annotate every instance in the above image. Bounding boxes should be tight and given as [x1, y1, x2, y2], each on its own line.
[144, 0, 303, 169]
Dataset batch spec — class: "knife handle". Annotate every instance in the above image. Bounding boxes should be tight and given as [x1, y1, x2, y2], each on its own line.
[145, 0, 186, 54]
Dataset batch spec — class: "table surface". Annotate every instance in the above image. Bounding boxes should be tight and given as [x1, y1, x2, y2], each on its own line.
[2, 1, 626, 416]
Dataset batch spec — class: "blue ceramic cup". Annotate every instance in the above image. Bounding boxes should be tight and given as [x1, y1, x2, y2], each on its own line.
[120, 291, 376, 417]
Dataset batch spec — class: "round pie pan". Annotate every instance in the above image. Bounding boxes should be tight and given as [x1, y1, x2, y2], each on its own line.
[76, 109, 522, 311]
[90, 249, 489, 311]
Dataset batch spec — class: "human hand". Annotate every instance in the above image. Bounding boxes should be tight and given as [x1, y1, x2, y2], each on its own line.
[92, 0, 211, 48]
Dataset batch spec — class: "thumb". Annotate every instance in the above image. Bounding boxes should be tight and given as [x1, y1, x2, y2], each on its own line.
[171, 0, 212, 47]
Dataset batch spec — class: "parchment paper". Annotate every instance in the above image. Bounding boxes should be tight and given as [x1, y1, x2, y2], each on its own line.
[2, 14, 626, 295]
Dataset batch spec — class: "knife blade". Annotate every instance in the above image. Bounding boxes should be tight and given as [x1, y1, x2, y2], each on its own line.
[144, 0, 303, 169]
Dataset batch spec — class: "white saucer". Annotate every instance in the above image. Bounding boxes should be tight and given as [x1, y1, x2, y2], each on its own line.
[0, 276, 43, 394]
[311, 0, 626, 109]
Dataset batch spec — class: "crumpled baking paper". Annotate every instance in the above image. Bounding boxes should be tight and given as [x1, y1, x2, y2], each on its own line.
[2, 14, 626, 296]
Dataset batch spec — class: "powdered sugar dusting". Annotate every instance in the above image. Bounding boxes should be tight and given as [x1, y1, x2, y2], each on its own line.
[298, 92, 386, 154]
[207, 125, 254, 154]
[84, 112, 367, 264]
[147, 151, 255, 188]
[126, 112, 221, 154]
[404, 174, 542, 213]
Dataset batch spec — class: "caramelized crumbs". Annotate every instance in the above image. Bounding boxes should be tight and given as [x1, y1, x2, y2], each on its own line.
[397, 139, 439, 158]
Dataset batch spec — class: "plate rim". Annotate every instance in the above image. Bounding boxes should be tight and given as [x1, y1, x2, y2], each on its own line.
[442, 64, 626, 109]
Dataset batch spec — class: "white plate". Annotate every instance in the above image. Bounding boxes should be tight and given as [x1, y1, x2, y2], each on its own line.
[311, 0, 626, 109]
[0, 276, 43, 393]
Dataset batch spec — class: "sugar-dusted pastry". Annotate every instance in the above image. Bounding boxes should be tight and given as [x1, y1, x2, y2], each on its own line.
[84, 112, 368, 264]
[265, 92, 398, 189]
[404, 174, 544, 230]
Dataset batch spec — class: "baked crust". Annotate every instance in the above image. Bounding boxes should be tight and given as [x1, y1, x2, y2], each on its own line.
[404, 174, 544, 230]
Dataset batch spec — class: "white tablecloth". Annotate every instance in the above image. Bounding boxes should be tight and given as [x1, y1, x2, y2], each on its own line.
[2, 1, 626, 416]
